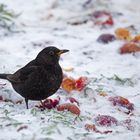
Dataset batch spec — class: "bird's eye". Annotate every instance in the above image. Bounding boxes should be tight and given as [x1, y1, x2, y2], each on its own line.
[49, 51, 54, 56]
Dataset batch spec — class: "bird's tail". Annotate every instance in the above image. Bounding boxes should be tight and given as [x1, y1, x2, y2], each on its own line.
[0, 74, 10, 80]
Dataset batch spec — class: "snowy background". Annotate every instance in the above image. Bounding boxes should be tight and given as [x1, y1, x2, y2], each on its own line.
[0, 0, 140, 139]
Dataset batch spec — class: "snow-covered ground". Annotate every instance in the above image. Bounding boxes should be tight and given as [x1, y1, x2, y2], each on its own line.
[0, 0, 140, 139]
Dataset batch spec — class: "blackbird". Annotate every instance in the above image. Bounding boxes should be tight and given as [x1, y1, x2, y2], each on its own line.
[0, 46, 69, 109]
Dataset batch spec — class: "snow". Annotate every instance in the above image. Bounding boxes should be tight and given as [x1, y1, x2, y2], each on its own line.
[0, 0, 140, 139]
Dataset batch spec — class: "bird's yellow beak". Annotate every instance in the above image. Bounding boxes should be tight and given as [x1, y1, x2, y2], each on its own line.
[57, 49, 69, 56]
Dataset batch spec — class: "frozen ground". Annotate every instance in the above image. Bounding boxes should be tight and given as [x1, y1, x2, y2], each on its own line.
[0, 0, 140, 140]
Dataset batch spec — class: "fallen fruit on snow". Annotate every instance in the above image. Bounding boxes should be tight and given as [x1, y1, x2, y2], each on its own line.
[94, 115, 118, 126]
[57, 103, 80, 115]
[62, 78, 75, 92]
[115, 28, 132, 40]
[108, 96, 134, 114]
[92, 10, 114, 26]
[132, 35, 140, 42]
[97, 33, 116, 44]
[120, 43, 140, 54]
[62, 76, 89, 92]
[85, 124, 96, 131]
[75, 76, 89, 91]
[37, 97, 60, 109]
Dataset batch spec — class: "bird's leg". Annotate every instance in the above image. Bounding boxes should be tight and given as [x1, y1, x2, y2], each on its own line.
[40, 100, 45, 108]
[40, 100, 45, 110]
[40, 100, 43, 106]
[25, 98, 29, 109]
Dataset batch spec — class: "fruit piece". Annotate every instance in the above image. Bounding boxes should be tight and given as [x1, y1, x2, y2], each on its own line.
[108, 96, 134, 113]
[102, 16, 113, 26]
[94, 115, 118, 126]
[52, 99, 59, 108]
[97, 33, 116, 44]
[98, 91, 108, 97]
[115, 28, 132, 40]
[132, 35, 140, 42]
[120, 42, 140, 54]
[92, 11, 114, 26]
[38, 97, 60, 109]
[68, 97, 79, 106]
[75, 76, 89, 91]
[41, 99, 53, 109]
[62, 78, 75, 92]
[57, 103, 80, 115]
[63, 67, 74, 72]
[85, 124, 96, 131]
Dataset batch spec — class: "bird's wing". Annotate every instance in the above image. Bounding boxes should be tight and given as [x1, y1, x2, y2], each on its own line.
[7, 66, 38, 83]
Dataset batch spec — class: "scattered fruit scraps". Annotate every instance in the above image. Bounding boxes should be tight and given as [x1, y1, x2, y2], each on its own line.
[97, 33, 116, 44]
[62, 76, 89, 92]
[115, 27, 140, 43]
[120, 42, 140, 54]
[115, 28, 132, 40]
[114, 27, 140, 54]
[108, 96, 134, 114]
[57, 103, 80, 116]
[0, 0, 140, 139]
[94, 115, 118, 127]
[85, 118, 139, 133]
[96, 26, 140, 55]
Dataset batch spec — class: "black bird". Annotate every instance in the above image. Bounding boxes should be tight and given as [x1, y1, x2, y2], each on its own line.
[0, 46, 69, 109]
